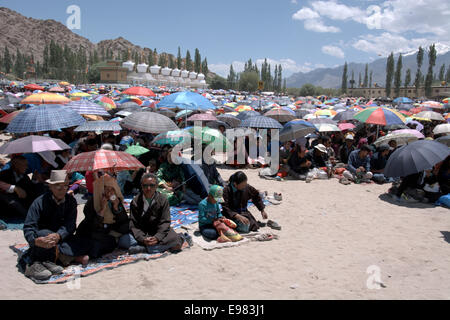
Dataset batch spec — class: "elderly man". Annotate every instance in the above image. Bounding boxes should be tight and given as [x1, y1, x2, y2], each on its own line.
[128, 173, 191, 254]
[371, 144, 392, 184]
[22, 170, 78, 281]
[342, 145, 373, 183]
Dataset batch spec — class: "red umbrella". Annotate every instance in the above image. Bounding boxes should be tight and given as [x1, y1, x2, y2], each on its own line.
[338, 123, 356, 131]
[122, 87, 156, 97]
[24, 84, 44, 91]
[0, 110, 22, 124]
[64, 150, 145, 173]
[48, 86, 65, 93]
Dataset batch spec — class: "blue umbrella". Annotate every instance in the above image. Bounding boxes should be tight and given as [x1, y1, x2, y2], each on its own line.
[157, 91, 217, 111]
[280, 120, 317, 142]
[239, 116, 283, 129]
[66, 100, 110, 116]
[384, 140, 450, 178]
[6, 104, 86, 133]
[393, 97, 413, 104]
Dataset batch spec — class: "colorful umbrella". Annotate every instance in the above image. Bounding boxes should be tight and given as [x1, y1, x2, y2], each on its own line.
[20, 93, 71, 105]
[421, 101, 443, 109]
[314, 109, 337, 118]
[235, 105, 254, 113]
[187, 126, 232, 150]
[48, 86, 65, 93]
[0, 110, 22, 124]
[70, 92, 91, 98]
[24, 84, 44, 91]
[6, 104, 85, 133]
[443, 98, 450, 104]
[64, 150, 144, 173]
[95, 96, 116, 110]
[157, 91, 216, 110]
[122, 87, 156, 97]
[0, 135, 70, 154]
[354, 107, 406, 126]
[125, 144, 150, 157]
[152, 130, 192, 146]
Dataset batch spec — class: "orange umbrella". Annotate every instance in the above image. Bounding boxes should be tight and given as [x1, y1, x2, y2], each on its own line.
[122, 87, 156, 97]
[20, 93, 71, 105]
[48, 86, 66, 93]
[24, 84, 44, 91]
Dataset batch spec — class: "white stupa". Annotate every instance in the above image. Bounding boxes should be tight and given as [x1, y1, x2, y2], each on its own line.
[122, 61, 135, 72]
[150, 65, 161, 75]
[137, 63, 149, 73]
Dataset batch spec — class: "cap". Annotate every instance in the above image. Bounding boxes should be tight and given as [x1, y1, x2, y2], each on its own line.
[345, 134, 354, 140]
[209, 185, 224, 203]
[314, 144, 327, 153]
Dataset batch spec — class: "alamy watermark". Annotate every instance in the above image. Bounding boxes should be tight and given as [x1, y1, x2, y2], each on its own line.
[366, 265, 383, 290]
[66, 5, 81, 30]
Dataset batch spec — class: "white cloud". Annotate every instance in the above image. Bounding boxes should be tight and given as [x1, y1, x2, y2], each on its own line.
[311, 1, 366, 22]
[292, 7, 320, 20]
[304, 19, 340, 33]
[321, 45, 345, 58]
[291, 0, 298, 4]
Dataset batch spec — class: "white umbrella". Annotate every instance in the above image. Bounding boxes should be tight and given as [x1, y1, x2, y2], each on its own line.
[415, 111, 445, 121]
[433, 123, 450, 135]
[314, 123, 341, 132]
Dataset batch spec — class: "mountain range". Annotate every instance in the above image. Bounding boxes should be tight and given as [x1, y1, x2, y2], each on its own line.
[286, 49, 450, 89]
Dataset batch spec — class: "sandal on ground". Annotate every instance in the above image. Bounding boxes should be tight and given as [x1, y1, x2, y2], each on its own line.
[267, 220, 281, 230]
[274, 193, 283, 201]
[254, 233, 274, 241]
[339, 178, 351, 185]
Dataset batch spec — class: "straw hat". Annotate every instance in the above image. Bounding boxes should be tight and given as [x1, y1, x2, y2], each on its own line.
[46, 170, 68, 185]
[314, 144, 327, 153]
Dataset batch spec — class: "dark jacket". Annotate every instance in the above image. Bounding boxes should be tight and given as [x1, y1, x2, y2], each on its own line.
[339, 144, 355, 164]
[201, 163, 225, 187]
[0, 168, 35, 202]
[76, 198, 130, 238]
[306, 150, 327, 168]
[23, 193, 77, 245]
[288, 152, 309, 174]
[130, 191, 172, 243]
[347, 149, 371, 174]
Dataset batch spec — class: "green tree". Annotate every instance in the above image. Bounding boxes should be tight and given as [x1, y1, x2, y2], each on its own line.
[201, 58, 208, 77]
[148, 52, 154, 66]
[358, 72, 362, 88]
[369, 71, 373, 88]
[341, 62, 348, 94]
[277, 65, 282, 92]
[394, 53, 403, 97]
[424, 44, 436, 97]
[350, 70, 355, 89]
[439, 64, 446, 82]
[185, 50, 192, 71]
[209, 75, 227, 89]
[177, 47, 182, 69]
[404, 69, 411, 88]
[363, 63, 369, 87]
[446, 65, 450, 83]
[13, 48, 26, 78]
[300, 83, 316, 96]
[194, 48, 201, 73]
[414, 46, 424, 94]
[273, 65, 278, 92]
[239, 71, 259, 92]
[168, 55, 175, 69]
[385, 52, 395, 97]
[227, 64, 237, 90]
[283, 79, 287, 93]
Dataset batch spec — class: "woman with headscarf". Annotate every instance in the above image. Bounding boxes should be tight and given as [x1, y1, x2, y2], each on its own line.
[75, 174, 132, 258]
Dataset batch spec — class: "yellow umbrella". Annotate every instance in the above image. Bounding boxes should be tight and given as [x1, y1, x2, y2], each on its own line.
[70, 92, 91, 98]
[83, 115, 104, 121]
[20, 93, 71, 105]
[411, 116, 432, 122]
[59, 81, 70, 86]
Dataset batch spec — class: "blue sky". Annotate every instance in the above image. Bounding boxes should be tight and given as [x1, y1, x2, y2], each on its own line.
[3, 0, 450, 77]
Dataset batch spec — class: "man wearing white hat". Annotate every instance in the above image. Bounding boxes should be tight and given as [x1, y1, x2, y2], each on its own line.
[22, 170, 78, 281]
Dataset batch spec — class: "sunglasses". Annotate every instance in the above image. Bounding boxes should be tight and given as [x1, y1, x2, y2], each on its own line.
[142, 184, 157, 189]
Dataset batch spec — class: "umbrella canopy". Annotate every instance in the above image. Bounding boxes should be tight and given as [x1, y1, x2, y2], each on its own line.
[0, 95, 22, 106]
[421, 101, 443, 109]
[384, 140, 450, 177]
[393, 97, 413, 104]
[333, 110, 357, 122]
[24, 84, 44, 91]
[314, 109, 337, 118]
[280, 120, 317, 142]
[354, 107, 406, 126]
[157, 110, 176, 118]
[314, 123, 341, 132]
[433, 123, 450, 135]
[115, 110, 133, 118]
[64, 150, 144, 173]
[70, 92, 91, 98]
[295, 109, 312, 119]
[74, 121, 122, 132]
[414, 111, 445, 121]
[0, 135, 70, 154]
[175, 110, 194, 120]
[66, 100, 110, 116]
[118, 102, 140, 110]
[95, 96, 116, 110]
[125, 144, 150, 157]
[338, 123, 356, 131]
[6, 104, 85, 133]
[0, 110, 22, 124]
[309, 118, 337, 125]
[435, 135, 450, 147]
[239, 116, 283, 129]
[374, 131, 422, 147]
[391, 129, 425, 139]
[157, 91, 216, 110]
[121, 111, 179, 134]
[217, 114, 241, 128]
[187, 113, 218, 122]
[20, 93, 71, 105]
[152, 130, 192, 146]
[187, 127, 232, 150]
[122, 87, 156, 97]
[264, 108, 296, 123]
[235, 105, 254, 113]
[236, 110, 260, 121]
[48, 86, 65, 93]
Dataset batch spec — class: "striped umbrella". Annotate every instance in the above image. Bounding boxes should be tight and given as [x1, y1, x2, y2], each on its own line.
[6, 105, 86, 133]
[64, 150, 144, 173]
[119, 97, 143, 106]
[121, 111, 179, 134]
[152, 130, 192, 146]
[354, 107, 406, 126]
[314, 109, 337, 118]
[74, 121, 122, 132]
[70, 92, 91, 98]
[264, 108, 296, 123]
[95, 96, 116, 110]
[66, 100, 110, 116]
[239, 116, 283, 129]
[20, 93, 71, 105]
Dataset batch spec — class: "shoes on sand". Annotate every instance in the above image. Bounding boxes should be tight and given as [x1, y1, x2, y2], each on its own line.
[25, 262, 52, 281]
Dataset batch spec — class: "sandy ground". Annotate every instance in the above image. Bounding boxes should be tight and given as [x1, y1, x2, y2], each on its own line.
[0, 134, 449, 299]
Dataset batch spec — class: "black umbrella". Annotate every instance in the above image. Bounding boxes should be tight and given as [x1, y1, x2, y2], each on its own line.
[0, 95, 21, 106]
[332, 110, 357, 122]
[436, 135, 450, 147]
[236, 110, 260, 121]
[384, 140, 450, 177]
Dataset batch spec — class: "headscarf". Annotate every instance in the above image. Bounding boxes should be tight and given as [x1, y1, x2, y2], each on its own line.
[93, 174, 124, 225]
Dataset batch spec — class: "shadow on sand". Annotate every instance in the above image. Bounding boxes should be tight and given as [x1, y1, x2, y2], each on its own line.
[440, 231, 450, 244]
[378, 193, 438, 209]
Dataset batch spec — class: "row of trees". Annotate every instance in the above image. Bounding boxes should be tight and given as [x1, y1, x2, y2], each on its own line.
[209, 59, 287, 93]
[0, 43, 210, 83]
[341, 44, 450, 97]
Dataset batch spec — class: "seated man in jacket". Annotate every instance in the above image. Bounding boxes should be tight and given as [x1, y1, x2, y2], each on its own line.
[0, 156, 37, 218]
[128, 173, 190, 254]
[22, 170, 77, 281]
[370, 144, 391, 184]
[287, 145, 312, 180]
[342, 145, 373, 183]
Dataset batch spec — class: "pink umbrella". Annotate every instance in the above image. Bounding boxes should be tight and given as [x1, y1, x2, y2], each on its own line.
[187, 113, 218, 122]
[338, 123, 356, 131]
[391, 129, 425, 139]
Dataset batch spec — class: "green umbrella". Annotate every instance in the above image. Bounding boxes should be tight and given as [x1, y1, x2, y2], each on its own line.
[187, 126, 232, 151]
[152, 130, 192, 146]
[125, 144, 150, 157]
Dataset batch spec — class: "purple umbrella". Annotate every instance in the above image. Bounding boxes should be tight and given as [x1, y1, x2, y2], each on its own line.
[391, 129, 425, 139]
[0, 135, 70, 154]
[406, 120, 424, 132]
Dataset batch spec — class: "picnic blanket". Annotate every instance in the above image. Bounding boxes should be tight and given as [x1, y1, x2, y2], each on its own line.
[11, 241, 190, 285]
[0, 217, 25, 231]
